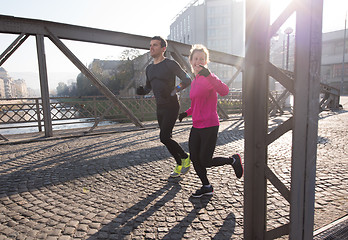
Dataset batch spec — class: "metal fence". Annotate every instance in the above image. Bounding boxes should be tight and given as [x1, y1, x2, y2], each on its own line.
[0, 94, 243, 134]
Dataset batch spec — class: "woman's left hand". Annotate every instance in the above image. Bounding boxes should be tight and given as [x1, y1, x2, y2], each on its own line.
[198, 64, 211, 77]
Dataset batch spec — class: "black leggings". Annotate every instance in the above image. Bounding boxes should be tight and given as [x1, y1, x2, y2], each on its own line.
[189, 126, 233, 186]
[157, 101, 187, 165]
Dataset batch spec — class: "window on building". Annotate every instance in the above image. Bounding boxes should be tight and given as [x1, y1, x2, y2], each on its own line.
[321, 65, 331, 82]
[208, 29, 216, 37]
[208, 7, 216, 17]
[334, 41, 344, 55]
[181, 21, 183, 38]
[333, 63, 348, 78]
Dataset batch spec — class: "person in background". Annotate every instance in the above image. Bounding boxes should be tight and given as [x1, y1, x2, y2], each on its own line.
[136, 36, 192, 178]
[179, 44, 243, 197]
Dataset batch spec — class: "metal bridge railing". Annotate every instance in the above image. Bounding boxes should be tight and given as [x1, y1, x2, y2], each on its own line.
[0, 95, 243, 135]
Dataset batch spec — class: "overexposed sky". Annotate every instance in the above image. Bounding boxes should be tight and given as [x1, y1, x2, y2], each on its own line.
[271, 0, 348, 33]
[0, 0, 194, 88]
[0, 0, 347, 89]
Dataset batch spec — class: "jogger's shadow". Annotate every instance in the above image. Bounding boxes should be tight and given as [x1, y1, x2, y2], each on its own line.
[162, 194, 236, 239]
[162, 195, 213, 239]
[87, 181, 181, 239]
[212, 212, 236, 239]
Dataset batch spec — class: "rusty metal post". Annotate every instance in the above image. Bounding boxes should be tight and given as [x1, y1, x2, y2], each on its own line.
[35, 98, 42, 132]
[290, 0, 323, 239]
[244, 0, 270, 239]
[36, 34, 53, 137]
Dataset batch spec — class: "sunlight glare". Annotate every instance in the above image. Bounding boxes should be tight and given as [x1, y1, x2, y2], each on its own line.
[270, 0, 296, 32]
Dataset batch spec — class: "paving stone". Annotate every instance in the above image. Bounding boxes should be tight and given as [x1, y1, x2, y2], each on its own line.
[0, 101, 347, 239]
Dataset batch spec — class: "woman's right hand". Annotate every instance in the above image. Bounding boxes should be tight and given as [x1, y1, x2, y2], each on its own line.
[178, 112, 188, 122]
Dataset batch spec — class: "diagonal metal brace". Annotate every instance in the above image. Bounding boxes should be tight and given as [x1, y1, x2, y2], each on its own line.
[45, 27, 144, 128]
[265, 165, 291, 203]
[0, 33, 29, 66]
[85, 103, 114, 134]
[0, 134, 9, 141]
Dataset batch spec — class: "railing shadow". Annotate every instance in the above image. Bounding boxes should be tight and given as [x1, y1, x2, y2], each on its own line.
[85, 189, 237, 239]
[0, 119, 244, 199]
[0, 129, 171, 196]
[318, 108, 348, 120]
[86, 180, 182, 239]
[0, 114, 245, 238]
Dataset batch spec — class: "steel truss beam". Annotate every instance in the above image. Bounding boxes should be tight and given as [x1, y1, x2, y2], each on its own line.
[36, 34, 53, 136]
[1, 7, 324, 239]
[0, 14, 244, 134]
[0, 33, 29, 66]
[291, 0, 323, 238]
[45, 28, 144, 128]
[244, 0, 323, 239]
[0, 15, 244, 67]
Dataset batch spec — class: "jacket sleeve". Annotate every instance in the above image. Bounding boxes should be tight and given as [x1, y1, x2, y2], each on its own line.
[143, 66, 152, 94]
[206, 73, 229, 96]
[186, 107, 193, 116]
[166, 59, 192, 89]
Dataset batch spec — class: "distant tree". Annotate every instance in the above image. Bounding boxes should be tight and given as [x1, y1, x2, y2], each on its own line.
[108, 49, 140, 94]
[75, 50, 141, 96]
[76, 61, 108, 96]
[69, 83, 78, 96]
[56, 82, 70, 96]
[119, 49, 140, 61]
[76, 73, 99, 96]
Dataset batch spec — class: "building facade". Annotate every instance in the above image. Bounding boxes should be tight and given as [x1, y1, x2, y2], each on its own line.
[0, 67, 13, 98]
[0, 78, 5, 98]
[270, 29, 348, 94]
[12, 79, 28, 98]
[168, 0, 245, 88]
[321, 29, 348, 93]
[0, 67, 28, 98]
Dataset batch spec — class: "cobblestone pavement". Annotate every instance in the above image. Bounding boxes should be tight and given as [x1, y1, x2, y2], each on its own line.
[0, 98, 347, 239]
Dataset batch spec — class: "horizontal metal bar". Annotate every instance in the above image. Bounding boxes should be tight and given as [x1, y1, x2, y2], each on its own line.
[321, 83, 340, 96]
[0, 14, 151, 50]
[0, 14, 243, 67]
[167, 42, 243, 67]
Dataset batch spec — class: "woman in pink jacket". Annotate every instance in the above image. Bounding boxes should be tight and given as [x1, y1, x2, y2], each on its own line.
[179, 44, 243, 198]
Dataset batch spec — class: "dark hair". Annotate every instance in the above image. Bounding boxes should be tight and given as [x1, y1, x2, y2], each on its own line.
[151, 36, 167, 48]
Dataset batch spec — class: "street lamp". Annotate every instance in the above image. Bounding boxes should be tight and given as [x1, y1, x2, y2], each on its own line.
[284, 27, 293, 71]
[341, 12, 347, 94]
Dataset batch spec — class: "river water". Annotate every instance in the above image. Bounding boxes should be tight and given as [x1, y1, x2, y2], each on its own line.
[0, 119, 116, 135]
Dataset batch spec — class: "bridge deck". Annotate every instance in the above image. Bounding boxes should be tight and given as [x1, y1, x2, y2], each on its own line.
[0, 97, 347, 239]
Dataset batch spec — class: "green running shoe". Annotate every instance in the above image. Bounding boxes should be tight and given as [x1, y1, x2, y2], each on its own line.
[180, 154, 191, 175]
[170, 164, 182, 177]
